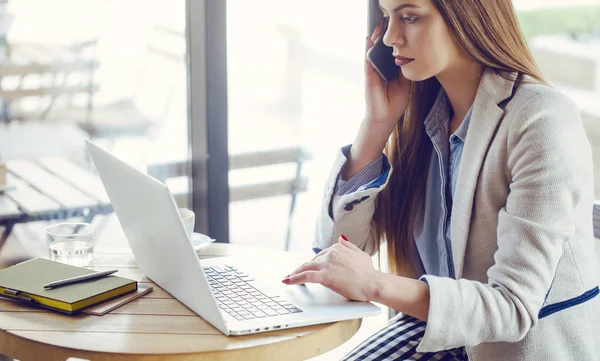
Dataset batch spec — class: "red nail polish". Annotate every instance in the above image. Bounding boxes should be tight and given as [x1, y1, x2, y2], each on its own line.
[282, 277, 290, 284]
[341, 234, 348, 241]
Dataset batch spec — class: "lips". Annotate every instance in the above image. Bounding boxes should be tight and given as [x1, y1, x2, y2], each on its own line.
[394, 55, 414, 67]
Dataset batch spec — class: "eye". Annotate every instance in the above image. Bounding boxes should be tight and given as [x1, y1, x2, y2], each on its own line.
[400, 16, 418, 24]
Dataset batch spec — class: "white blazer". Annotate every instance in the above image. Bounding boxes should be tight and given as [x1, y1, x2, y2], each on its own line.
[314, 68, 600, 361]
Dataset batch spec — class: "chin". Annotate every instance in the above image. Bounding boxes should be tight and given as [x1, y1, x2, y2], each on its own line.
[401, 64, 434, 82]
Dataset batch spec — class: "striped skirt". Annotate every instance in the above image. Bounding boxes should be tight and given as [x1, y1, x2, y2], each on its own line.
[342, 314, 468, 361]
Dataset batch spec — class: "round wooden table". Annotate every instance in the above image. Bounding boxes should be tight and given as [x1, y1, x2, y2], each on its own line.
[0, 243, 362, 361]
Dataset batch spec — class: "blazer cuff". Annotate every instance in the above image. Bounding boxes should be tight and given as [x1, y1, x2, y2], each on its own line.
[416, 275, 457, 352]
[335, 144, 390, 195]
[336, 156, 385, 195]
[416, 274, 529, 352]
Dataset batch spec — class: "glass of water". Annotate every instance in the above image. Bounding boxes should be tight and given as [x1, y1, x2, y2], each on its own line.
[46, 223, 95, 266]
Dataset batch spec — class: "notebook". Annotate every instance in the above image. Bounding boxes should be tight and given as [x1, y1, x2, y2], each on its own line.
[0, 258, 137, 314]
[83, 284, 153, 316]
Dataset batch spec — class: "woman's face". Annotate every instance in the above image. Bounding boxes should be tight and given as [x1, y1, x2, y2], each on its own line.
[378, 0, 467, 82]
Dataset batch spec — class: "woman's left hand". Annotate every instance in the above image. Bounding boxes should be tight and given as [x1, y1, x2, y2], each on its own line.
[283, 236, 380, 302]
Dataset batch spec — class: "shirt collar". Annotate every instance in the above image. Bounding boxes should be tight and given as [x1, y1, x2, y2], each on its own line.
[423, 88, 452, 135]
[452, 104, 473, 143]
[423, 87, 474, 142]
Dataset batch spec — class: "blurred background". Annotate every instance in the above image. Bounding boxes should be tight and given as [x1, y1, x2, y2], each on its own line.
[0, 0, 599, 358]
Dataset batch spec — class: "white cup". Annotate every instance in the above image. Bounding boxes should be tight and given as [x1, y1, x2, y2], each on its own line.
[178, 208, 195, 237]
[178, 207, 215, 251]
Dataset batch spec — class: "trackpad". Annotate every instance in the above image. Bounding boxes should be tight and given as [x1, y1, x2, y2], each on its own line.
[284, 283, 353, 307]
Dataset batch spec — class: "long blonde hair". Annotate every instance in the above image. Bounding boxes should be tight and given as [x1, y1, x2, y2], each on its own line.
[372, 0, 546, 277]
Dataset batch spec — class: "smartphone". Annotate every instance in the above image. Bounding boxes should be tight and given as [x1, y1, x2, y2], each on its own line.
[366, 35, 399, 82]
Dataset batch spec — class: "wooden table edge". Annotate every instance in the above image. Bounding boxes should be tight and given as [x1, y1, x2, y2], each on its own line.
[0, 318, 362, 361]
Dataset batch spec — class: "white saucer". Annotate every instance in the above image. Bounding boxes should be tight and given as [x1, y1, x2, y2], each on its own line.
[190, 232, 216, 251]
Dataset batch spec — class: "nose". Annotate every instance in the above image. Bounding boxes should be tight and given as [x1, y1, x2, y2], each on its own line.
[382, 21, 404, 49]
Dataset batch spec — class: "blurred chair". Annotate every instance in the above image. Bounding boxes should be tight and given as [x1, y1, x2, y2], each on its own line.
[148, 147, 312, 250]
[44, 24, 185, 144]
[0, 40, 99, 123]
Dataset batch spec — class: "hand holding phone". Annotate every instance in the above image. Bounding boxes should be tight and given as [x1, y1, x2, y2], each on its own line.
[366, 33, 398, 82]
[363, 26, 410, 127]
[342, 26, 412, 180]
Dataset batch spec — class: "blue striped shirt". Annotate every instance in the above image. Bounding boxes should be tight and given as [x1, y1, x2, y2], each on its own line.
[334, 91, 473, 278]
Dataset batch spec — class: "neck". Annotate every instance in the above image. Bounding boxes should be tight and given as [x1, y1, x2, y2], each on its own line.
[436, 61, 485, 123]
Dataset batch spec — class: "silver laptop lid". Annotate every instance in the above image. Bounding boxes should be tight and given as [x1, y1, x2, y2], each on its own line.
[85, 140, 228, 334]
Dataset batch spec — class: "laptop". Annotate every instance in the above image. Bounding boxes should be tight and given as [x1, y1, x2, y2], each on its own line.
[86, 140, 380, 336]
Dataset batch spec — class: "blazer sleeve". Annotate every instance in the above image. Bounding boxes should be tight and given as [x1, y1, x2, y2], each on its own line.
[417, 91, 593, 352]
[336, 155, 384, 195]
[313, 145, 393, 256]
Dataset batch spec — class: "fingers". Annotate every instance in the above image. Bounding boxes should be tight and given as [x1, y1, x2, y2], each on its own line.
[365, 24, 382, 52]
[365, 34, 374, 52]
[371, 24, 383, 42]
[283, 247, 330, 280]
[339, 235, 361, 251]
[310, 247, 328, 262]
[284, 258, 324, 285]
[285, 270, 322, 285]
[290, 261, 321, 277]
[365, 37, 375, 75]
[365, 25, 383, 74]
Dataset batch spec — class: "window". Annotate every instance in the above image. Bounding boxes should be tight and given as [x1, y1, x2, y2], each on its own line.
[516, 0, 600, 197]
[0, 0, 191, 259]
[226, 0, 367, 251]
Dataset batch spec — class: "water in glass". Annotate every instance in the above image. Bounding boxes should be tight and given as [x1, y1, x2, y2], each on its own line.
[49, 239, 94, 266]
[46, 223, 95, 266]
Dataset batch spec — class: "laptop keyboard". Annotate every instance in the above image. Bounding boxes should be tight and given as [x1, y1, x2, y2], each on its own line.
[203, 264, 303, 321]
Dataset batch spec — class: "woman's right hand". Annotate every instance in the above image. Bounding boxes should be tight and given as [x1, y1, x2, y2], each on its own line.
[364, 25, 410, 128]
[342, 26, 411, 180]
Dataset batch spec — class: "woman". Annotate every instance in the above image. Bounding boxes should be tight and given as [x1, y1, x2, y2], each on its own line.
[284, 0, 600, 360]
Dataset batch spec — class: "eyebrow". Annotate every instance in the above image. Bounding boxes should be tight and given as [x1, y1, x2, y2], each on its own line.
[379, 4, 420, 13]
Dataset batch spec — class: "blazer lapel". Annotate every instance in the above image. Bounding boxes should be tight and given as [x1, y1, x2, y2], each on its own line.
[451, 68, 518, 278]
